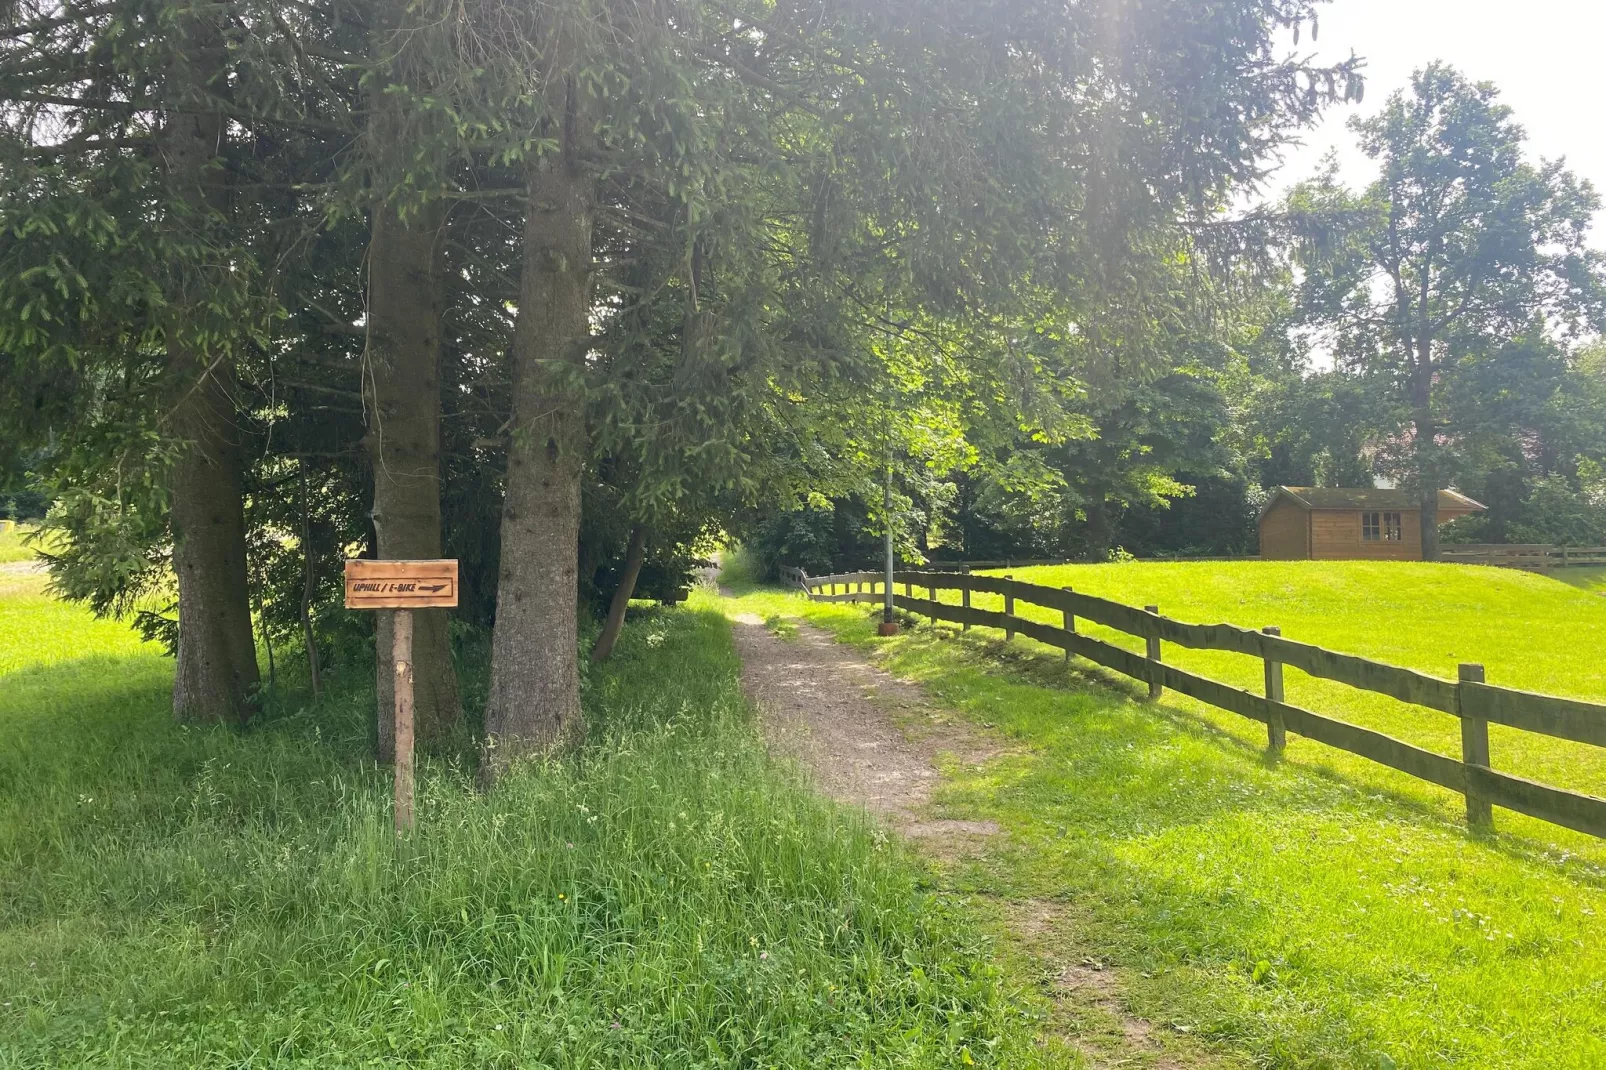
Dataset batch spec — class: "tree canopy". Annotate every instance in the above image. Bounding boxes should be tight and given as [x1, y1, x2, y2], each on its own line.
[1288, 63, 1606, 558]
[49, 2, 1606, 771]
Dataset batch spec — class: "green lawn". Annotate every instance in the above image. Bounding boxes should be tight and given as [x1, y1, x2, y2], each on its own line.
[717, 557, 1606, 1070]
[0, 524, 42, 565]
[1558, 566, 1606, 595]
[0, 570, 1044, 1069]
[958, 561, 1606, 825]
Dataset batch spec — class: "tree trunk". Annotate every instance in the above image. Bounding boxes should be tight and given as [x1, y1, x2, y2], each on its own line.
[299, 473, 322, 701]
[592, 526, 646, 663]
[1417, 426, 1441, 560]
[365, 201, 461, 760]
[170, 359, 261, 724]
[483, 137, 595, 777]
[163, 10, 259, 725]
[1413, 334, 1441, 562]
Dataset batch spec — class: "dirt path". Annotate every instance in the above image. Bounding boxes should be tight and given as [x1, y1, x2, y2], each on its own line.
[728, 612, 1000, 842]
[726, 607, 1227, 1070]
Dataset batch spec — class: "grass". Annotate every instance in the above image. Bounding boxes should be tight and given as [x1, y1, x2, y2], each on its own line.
[1558, 566, 1606, 594]
[0, 523, 42, 565]
[899, 560, 1606, 827]
[0, 568, 1046, 1069]
[716, 555, 1606, 1069]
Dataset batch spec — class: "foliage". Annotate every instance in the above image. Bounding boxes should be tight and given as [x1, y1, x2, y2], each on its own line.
[1288, 63, 1606, 555]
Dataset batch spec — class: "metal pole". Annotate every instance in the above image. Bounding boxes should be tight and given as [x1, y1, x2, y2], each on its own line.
[882, 464, 898, 632]
[393, 608, 415, 833]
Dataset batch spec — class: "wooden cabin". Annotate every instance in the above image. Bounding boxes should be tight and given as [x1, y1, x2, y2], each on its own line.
[1258, 487, 1485, 561]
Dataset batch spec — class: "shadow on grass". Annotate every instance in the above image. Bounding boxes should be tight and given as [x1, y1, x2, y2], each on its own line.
[882, 612, 1603, 879]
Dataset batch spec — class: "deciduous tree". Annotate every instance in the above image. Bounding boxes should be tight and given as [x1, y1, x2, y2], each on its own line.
[1291, 64, 1605, 559]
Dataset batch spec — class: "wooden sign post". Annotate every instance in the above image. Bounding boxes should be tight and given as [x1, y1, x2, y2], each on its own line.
[344, 559, 459, 833]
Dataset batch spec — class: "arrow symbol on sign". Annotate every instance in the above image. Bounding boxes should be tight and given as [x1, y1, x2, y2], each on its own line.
[417, 583, 448, 593]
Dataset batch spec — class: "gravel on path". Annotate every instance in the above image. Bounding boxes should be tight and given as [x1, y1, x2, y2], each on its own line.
[728, 612, 1000, 840]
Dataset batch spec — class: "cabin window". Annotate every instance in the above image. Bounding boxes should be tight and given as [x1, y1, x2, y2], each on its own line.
[1362, 511, 1402, 541]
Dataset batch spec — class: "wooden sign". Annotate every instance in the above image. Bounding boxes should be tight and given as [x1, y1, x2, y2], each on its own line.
[344, 559, 459, 610]
[344, 558, 459, 834]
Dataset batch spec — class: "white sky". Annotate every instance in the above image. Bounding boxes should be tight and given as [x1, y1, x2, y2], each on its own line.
[1263, 0, 1606, 236]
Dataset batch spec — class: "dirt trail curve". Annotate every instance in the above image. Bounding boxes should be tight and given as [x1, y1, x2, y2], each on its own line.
[724, 604, 1221, 1069]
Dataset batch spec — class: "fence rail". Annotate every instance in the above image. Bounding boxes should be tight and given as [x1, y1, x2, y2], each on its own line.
[1441, 544, 1606, 570]
[796, 568, 1606, 840]
[776, 565, 810, 591]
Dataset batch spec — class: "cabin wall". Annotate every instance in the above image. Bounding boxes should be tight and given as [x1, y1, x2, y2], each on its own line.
[1258, 500, 1309, 559]
[1311, 509, 1423, 560]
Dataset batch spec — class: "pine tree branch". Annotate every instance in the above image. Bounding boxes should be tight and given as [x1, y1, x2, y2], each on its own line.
[0, 3, 117, 42]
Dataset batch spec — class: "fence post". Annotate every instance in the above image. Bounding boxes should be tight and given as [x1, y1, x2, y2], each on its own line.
[1459, 662, 1493, 829]
[1144, 605, 1162, 699]
[961, 582, 971, 632]
[1262, 626, 1286, 754]
[1004, 575, 1015, 641]
[1061, 587, 1074, 664]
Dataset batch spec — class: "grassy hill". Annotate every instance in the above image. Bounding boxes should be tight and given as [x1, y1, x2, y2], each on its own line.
[0, 570, 1041, 1069]
[977, 561, 1606, 820]
[719, 558, 1606, 1069]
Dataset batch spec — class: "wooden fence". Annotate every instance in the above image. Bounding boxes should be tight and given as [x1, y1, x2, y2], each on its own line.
[776, 564, 810, 590]
[1440, 544, 1606, 571]
[796, 568, 1606, 840]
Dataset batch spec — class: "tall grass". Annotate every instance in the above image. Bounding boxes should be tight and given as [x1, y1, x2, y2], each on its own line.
[0, 573, 1038, 1069]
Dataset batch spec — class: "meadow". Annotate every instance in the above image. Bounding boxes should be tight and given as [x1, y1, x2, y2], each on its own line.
[0, 569, 1044, 1069]
[0, 523, 40, 565]
[718, 557, 1606, 1070]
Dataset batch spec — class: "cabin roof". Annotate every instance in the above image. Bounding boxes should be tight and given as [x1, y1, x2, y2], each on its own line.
[1265, 486, 1486, 514]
